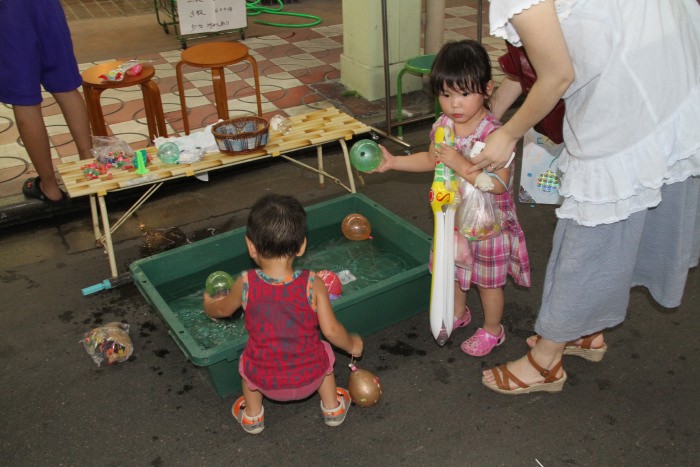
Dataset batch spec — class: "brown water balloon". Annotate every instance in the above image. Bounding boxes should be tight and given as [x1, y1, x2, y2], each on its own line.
[348, 366, 383, 407]
[341, 213, 371, 241]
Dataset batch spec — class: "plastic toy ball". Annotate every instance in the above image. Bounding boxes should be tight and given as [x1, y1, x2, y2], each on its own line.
[349, 139, 382, 172]
[348, 365, 383, 407]
[317, 270, 342, 299]
[205, 271, 234, 297]
[341, 213, 371, 241]
[157, 142, 180, 164]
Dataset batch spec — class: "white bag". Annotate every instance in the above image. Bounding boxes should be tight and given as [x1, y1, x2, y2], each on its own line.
[518, 129, 565, 205]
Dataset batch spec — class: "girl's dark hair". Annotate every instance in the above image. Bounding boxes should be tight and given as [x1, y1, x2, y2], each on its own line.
[246, 194, 307, 258]
[429, 39, 493, 97]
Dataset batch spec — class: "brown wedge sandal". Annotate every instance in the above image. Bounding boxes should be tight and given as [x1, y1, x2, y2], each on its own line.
[482, 351, 567, 395]
[526, 332, 607, 362]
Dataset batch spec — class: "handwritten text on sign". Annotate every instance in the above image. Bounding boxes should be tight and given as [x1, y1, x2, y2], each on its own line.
[176, 0, 247, 35]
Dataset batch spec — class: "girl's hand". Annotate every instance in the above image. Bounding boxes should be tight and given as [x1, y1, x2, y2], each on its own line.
[368, 145, 395, 173]
[468, 128, 518, 174]
[435, 143, 468, 174]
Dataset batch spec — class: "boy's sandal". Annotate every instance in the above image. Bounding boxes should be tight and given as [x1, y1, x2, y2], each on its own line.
[232, 396, 265, 435]
[482, 351, 568, 395]
[22, 177, 69, 205]
[526, 332, 607, 362]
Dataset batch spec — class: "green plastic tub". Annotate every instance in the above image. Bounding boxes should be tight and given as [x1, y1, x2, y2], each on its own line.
[131, 193, 431, 397]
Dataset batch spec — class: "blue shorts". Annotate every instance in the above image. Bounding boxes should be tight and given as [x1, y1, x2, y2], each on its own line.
[0, 0, 82, 106]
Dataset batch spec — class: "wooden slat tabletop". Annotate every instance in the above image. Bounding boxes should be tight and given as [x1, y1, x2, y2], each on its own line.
[58, 107, 371, 198]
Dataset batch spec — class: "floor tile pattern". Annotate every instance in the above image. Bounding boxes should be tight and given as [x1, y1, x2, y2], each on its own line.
[0, 5, 505, 200]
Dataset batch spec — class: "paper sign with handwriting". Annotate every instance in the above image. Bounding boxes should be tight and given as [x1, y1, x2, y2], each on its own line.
[176, 0, 247, 36]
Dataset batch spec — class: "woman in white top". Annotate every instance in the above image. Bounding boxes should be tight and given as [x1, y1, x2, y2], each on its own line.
[476, 0, 700, 394]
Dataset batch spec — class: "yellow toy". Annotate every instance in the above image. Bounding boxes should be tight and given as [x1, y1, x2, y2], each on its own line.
[429, 126, 459, 344]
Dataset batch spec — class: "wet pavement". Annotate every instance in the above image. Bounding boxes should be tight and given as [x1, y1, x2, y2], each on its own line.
[0, 1, 698, 465]
[1, 117, 698, 465]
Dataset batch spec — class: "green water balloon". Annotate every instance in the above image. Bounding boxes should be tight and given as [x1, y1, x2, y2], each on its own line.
[349, 139, 382, 172]
[157, 142, 180, 164]
[205, 271, 234, 297]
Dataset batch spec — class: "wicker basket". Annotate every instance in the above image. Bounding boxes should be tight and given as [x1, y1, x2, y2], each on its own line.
[211, 117, 269, 154]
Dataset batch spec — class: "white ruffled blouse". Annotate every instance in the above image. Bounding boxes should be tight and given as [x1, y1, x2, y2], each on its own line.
[489, 0, 700, 226]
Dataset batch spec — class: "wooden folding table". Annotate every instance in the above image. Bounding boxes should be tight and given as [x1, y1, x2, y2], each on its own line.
[57, 108, 372, 277]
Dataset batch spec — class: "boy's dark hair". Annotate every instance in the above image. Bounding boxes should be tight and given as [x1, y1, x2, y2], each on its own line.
[246, 193, 307, 258]
[429, 39, 493, 98]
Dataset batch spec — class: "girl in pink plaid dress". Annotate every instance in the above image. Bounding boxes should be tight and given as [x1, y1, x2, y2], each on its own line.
[373, 39, 530, 356]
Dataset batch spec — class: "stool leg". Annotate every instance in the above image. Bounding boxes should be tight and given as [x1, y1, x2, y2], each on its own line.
[396, 68, 408, 138]
[141, 81, 167, 142]
[82, 84, 109, 136]
[211, 66, 229, 121]
[246, 55, 263, 117]
[141, 83, 158, 143]
[175, 60, 191, 135]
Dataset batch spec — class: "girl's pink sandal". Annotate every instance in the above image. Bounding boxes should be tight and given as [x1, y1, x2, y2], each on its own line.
[435, 307, 472, 346]
[461, 325, 505, 356]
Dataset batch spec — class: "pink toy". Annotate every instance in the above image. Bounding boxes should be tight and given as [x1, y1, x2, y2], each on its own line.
[317, 270, 342, 299]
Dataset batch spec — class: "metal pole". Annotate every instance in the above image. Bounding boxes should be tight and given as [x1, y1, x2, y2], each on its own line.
[378, 0, 411, 147]
[477, 0, 483, 43]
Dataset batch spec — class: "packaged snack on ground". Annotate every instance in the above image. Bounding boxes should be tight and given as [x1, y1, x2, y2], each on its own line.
[81, 322, 134, 366]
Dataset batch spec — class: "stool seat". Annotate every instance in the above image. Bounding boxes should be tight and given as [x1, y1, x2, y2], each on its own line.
[404, 54, 436, 75]
[176, 42, 263, 135]
[181, 42, 248, 68]
[82, 61, 167, 143]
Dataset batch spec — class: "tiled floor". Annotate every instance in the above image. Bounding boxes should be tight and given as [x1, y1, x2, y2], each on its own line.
[60, 0, 153, 20]
[0, 3, 505, 206]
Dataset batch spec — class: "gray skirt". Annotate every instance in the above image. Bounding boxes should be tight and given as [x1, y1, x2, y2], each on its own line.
[535, 177, 700, 342]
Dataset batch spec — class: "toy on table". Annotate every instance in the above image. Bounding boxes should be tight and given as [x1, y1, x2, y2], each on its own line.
[269, 114, 292, 134]
[348, 359, 383, 407]
[205, 271, 234, 297]
[349, 139, 382, 172]
[341, 213, 372, 241]
[99, 60, 144, 81]
[135, 149, 150, 175]
[317, 269, 342, 300]
[81, 322, 134, 366]
[429, 126, 459, 345]
[157, 142, 180, 164]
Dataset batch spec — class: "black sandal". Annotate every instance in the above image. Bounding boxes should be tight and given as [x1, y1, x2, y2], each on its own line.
[22, 177, 69, 205]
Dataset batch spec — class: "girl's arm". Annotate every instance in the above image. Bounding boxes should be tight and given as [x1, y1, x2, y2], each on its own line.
[471, 0, 573, 172]
[203, 275, 244, 319]
[435, 143, 511, 195]
[313, 276, 363, 357]
[371, 144, 436, 173]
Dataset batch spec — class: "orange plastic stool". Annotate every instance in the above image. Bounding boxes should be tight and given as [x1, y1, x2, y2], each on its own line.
[175, 42, 263, 135]
[81, 61, 167, 143]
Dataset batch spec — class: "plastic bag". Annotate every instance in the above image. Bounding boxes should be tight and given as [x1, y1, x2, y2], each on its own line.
[90, 136, 134, 164]
[456, 181, 504, 241]
[81, 322, 134, 366]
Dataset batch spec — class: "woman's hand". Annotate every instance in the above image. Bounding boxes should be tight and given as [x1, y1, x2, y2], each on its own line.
[467, 128, 518, 174]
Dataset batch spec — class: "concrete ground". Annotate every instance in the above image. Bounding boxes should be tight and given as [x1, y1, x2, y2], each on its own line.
[2, 118, 698, 466]
[1, 2, 698, 466]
